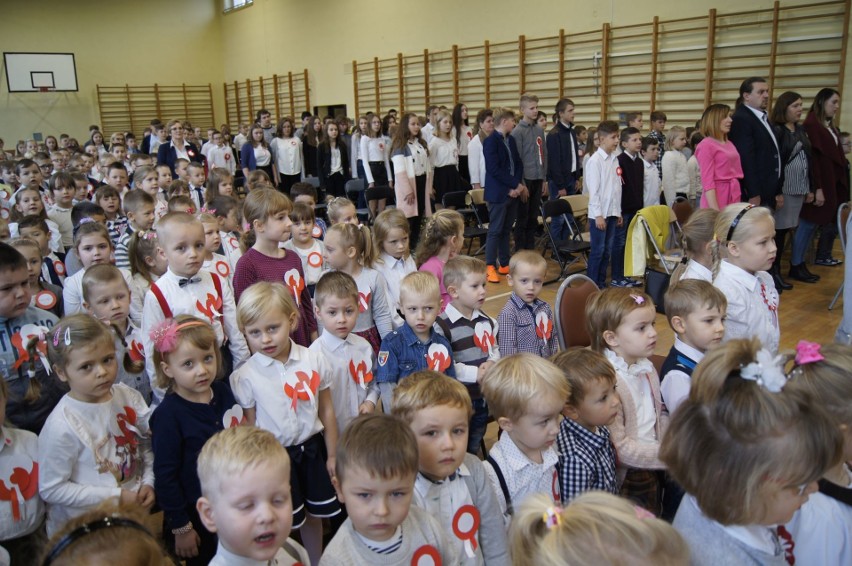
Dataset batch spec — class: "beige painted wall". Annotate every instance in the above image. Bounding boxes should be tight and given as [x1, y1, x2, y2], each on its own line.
[1, 0, 850, 144]
[219, 0, 852, 125]
[0, 0, 224, 143]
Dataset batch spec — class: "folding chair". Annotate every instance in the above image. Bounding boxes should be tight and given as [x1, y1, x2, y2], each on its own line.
[829, 202, 850, 310]
[554, 273, 600, 349]
[469, 188, 490, 229]
[540, 198, 591, 281]
[344, 178, 370, 223]
[563, 194, 589, 230]
[443, 191, 487, 255]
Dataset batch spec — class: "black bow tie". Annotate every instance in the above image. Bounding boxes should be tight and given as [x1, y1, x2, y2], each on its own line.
[179, 276, 201, 287]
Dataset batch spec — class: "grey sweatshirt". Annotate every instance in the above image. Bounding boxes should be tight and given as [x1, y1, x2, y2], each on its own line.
[510, 119, 547, 180]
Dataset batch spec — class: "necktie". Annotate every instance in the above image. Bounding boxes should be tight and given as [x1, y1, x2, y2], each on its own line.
[179, 276, 201, 287]
[194, 186, 203, 207]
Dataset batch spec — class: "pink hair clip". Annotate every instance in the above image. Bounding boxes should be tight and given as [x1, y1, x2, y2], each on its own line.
[243, 221, 252, 232]
[542, 506, 563, 529]
[140, 231, 157, 240]
[52, 326, 62, 347]
[186, 207, 195, 215]
[199, 207, 216, 215]
[630, 294, 645, 305]
[634, 506, 655, 520]
[795, 340, 824, 365]
[149, 319, 207, 353]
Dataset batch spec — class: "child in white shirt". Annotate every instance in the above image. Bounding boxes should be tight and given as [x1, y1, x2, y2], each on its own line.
[197, 426, 310, 566]
[481, 354, 567, 525]
[310, 272, 378, 434]
[205, 131, 236, 175]
[641, 136, 662, 208]
[583, 121, 622, 289]
[232, 281, 342, 565]
[372, 208, 416, 328]
[284, 202, 326, 297]
[39, 315, 154, 536]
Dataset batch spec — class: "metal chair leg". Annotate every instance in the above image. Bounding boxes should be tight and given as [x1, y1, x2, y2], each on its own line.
[829, 280, 843, 310]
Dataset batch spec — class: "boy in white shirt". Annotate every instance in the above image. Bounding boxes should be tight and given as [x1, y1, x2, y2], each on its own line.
[187, 162, 207, 210]
[284, 202, 326, 296]
[322, 414, 457, 565]
[583, 120, 622, 289]
[660, 280, 727, 415]
[197, 426, 310, 566]
[480, 354, 568, 524]
[46, 172, 75, 249]
[641, 136, 662, 208]
[206, 131, 236, 175]
[141, 212, 249, 390]
[392, 371, 511, 565]
[310, 272, 378, 433]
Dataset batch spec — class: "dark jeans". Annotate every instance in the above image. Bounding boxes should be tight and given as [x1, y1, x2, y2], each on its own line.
[486, 197, 519, 267]
[514, 179, 543, 251]
[588, 216, 618, 288]
[612, 211, 636, 281]
[467, 398, 489, 455]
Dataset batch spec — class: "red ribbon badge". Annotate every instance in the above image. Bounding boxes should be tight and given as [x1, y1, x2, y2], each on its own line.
[307, 251, 323, 268]
[616, 166, 625, 185]
[215, 260, 230, 278]
[472, 321, 495, 355]
[128, 340, 145, 362]
[223, 404, 247, 428]
[284, 370, 320, 410]
[348, 357, 374, 389]
[196, 293, 223, 324]
[54, 260, 66, 276]
[311, 224, 323, 239]
[34, 290, 57, 310]
[535, 311, 553, 341]
[358, 291, 371, 313]
[535, 137, 543, 166]
[285, 268, 305, 307]
[10, 325, 48, 371]
[411, 545, 442, 566]
[426, 343, 451, 372]
[0, 457, 39, 522]
[452, 504, 480, 558]
[114, 406, 140, 452]
[224, 153, 231, 161]
[552, 469, 560, 501]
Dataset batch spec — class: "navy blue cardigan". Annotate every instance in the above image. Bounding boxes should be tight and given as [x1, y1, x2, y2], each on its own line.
[157, 141, 201, 178]
[483, 131, 524, 203]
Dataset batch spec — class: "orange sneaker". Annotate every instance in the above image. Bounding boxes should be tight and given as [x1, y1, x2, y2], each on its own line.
[497, 265, 510, 275]
[487, 265, 500, 283]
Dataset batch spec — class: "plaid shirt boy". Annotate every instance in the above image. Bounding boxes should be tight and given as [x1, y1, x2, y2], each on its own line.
[556, 417, 618, 503]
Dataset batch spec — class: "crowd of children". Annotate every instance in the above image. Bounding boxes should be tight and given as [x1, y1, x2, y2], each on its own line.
[0, 93, 848, 566]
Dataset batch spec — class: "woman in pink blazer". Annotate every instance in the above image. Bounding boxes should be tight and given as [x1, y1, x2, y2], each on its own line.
[695, 104, 744, 210]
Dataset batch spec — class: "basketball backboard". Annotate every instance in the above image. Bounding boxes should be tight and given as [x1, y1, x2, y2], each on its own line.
[4, 52, 78, 92]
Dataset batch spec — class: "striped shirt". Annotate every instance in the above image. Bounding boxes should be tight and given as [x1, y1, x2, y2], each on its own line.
[649, 130, 666, 180]
[435, 303, 500, 399]
[556, 417, 618, 503]
[781, 139, 810, 196]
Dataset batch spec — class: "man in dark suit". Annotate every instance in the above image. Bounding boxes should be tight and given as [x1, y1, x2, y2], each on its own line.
[729, 77, 783, 209]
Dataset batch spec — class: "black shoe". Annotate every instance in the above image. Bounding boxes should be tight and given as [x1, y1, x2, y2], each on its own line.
[772, 272, 792, 292]
[789, 264, 819, 283]
[801, 263, 821, 281]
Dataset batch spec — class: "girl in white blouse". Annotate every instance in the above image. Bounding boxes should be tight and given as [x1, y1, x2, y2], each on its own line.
[428, 109, 463, 209]
[270, 117, 305, 195]
[468, 109, 494, 191]
[661, 126, 689, 206]
[711, 203, 780, 353]
[668, 208, 718, 286]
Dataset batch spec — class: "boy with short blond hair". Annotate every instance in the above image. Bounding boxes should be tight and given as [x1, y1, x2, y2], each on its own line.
[392, 371, 510, 565]
[511, 93, 546, 252]
[321, 413, 457, 565]
[197, 426, 310, 565]
[496, 250, 558, 357]
[187, 161, 207, 210]
[376, 272, 456, 413]
[660, 279, 727, 415]
[480, 353, 567, 522]
[436, 255, 499, 454]
[551, 347, 620, 502]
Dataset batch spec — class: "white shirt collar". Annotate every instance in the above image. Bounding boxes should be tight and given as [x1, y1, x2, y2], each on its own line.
[499, 430, 559, 472]
[674, 336, 705, 364]
[719, 260, 759, 292]
[686, 259, 713, 281]
[442, 302, 484, 323]
[381, 252, 407, 269]
[595, 147, 616, 161]
[318, 330, 353, 352]
[643, 158, 656, 169]
[250, 340, 303, 367]
[744, 104, 768, 121]
[604, 348, 654, 377]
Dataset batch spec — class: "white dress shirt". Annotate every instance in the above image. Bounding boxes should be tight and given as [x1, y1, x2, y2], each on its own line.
[584, 148, 622, 219]
[714, 260, 780, 353]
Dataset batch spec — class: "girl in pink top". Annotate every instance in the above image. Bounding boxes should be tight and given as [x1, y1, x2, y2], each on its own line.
[695, 104, 744, 210]
[415, 210, 466, 311]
